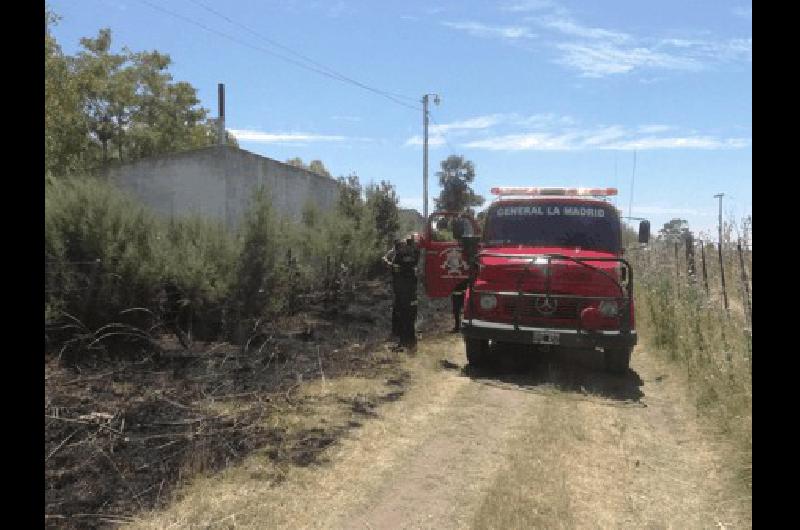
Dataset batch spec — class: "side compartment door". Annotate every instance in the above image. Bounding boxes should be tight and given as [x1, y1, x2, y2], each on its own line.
[422, 212, 479, 298]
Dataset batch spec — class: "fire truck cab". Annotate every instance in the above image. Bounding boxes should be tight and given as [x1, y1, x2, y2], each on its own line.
[420, 186, 649, 373]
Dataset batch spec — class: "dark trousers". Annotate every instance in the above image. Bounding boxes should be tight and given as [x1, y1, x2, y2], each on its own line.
[451, 292, 464, 330]
[391, 276, 400, 337]
[395, 274, 417, 345]
[451, 280, 468, 330]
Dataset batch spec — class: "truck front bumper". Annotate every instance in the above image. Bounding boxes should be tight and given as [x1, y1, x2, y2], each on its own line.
[461, 319, 637, 350]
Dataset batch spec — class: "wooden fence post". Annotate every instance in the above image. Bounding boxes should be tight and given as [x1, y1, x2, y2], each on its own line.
[700, 241, 709, 294]
[737, 240, 752, 327]
[674, 241, 680, 296]
[685, 233, 696, 283]
[718, 240, 729, 314]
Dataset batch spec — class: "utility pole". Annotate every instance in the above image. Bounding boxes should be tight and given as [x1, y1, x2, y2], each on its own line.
[625, 150, 637, 248]
[714, 193, 729, 312]
[421, 93, 440, 221]
[218, 83, 226, 146]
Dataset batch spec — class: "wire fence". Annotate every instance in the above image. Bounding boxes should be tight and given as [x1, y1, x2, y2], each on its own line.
[629, 234, 751, 327]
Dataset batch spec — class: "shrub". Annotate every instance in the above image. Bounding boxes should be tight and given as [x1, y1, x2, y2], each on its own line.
[45, 176, 391, 348]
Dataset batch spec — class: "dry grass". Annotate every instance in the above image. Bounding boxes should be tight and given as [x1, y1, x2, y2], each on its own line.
[125, 305, 752, 529]
[125, 330, 457, 529]
[472, 345, 751, 529]
[630, 236, 752, 495]
[472, 398, 578, 530]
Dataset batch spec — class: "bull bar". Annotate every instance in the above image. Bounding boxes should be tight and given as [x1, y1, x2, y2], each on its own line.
[461, 252, 637, 349]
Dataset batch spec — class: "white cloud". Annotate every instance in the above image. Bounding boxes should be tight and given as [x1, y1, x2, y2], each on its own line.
[465, 132, 577, 151]
[580, 125, 627, 146]
[602, 136, 751, 150]
[404, 113, 573, 147]
[638, 124, 673, 134]
[230, 129, 347, 143]
[431, 114, 505, 134]
[403, 111, 750, 152]
[404, 135, 446, 147]
[555, 41, 701, 77]
[540, 16, 630, 43]
[442, 21, 535, 40]
[462, 127, 749, 152]
[659, 37, 751, 63]
[481, 3, 755, 77]
[501, 0, 554, 12]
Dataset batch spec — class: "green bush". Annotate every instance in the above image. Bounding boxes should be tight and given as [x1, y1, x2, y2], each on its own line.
[45, 175, 392, 345]
[231, 186, 284, 319]
[45, 176, 163, 329]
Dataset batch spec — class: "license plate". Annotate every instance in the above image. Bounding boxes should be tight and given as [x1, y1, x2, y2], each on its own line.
[532, 331, 560, 345]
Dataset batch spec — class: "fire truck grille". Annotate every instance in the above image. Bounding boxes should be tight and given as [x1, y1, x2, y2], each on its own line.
[502, 297, 580, 320]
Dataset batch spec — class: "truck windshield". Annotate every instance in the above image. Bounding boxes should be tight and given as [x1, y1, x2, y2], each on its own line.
[484, 201, 620, 252]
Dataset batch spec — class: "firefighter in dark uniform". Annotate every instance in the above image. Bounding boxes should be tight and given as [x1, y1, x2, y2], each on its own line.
[450, 216, 469, 332]
[393, 236, 420, 348]
[382, 239, 403, 338]
[451, 279, 468, 332]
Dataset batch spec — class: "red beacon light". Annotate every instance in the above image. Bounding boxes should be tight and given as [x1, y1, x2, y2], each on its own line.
[490, 187, 618, 198]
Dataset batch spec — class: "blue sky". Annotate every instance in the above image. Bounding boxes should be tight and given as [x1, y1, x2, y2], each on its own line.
[48, 0, 751, 238]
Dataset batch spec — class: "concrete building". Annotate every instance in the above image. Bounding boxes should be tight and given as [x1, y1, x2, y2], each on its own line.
[104, 145, 340, 229]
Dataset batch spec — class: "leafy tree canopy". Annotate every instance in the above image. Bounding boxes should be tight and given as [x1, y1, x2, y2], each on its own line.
[45, 7, 236, 177]
[433, 155, 484, 215]
[658, 218, 693, 243]
[285, 157, 332, 178]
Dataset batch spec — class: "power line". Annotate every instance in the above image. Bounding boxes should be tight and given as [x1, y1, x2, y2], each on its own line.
[628, 149, 637, 222]
[185, 0, 419, 106]
[130, 0, 420, 111]
[428, 113, 459, 156]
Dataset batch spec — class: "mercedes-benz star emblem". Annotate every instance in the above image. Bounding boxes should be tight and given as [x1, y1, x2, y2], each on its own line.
[534, 297, 558, 316]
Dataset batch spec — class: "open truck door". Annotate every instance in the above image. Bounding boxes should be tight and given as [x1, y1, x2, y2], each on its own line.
[422, 212, 480, 298]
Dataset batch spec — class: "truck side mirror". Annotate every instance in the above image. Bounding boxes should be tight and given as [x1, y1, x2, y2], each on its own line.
[638, 220, 650, 244]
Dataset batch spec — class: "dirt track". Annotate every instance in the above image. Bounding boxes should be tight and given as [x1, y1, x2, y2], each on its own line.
[131, 331, 751, 529]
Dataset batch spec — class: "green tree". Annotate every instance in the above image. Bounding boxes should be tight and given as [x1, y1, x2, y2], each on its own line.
[433, 155, 484, 215]
[233, 187, 281, 317]
[658, 218, 692, 243]
[307, 159, 331, 178]
[284, 157, 331, 178]
[336, 174, 365, 226]
[365, 181, 400, 249]
[286, 157, 305, 168]
[45, 8, 89, 177]
[45, 10, 237, 177]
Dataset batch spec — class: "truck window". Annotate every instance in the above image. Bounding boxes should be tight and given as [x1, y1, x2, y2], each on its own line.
[484, 201, 620, 252]
[430, 215, 474, 242]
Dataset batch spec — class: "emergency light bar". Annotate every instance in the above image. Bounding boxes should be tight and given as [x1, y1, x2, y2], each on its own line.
[490, 187, 618, 197]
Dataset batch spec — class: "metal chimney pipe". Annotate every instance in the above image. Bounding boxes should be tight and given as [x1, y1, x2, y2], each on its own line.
[218, 83, 226, 146]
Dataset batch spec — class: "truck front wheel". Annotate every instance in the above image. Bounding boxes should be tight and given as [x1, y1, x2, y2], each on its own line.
[465, 338, 490, 368]
[604, 347, 632, 374]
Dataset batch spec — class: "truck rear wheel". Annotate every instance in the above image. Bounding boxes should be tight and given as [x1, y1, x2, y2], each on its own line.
[604, 347, 632, 374]
[465, 338, 490, 368]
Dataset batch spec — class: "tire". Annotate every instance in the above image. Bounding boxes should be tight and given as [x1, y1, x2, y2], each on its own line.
[604, 347, 632, 374]
[465, 338, 490, 368]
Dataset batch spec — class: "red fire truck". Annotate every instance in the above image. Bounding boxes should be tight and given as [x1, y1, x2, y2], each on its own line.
[420, 186, 649, 373]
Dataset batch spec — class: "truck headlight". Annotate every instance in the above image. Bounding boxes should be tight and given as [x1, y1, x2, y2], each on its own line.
[599, 300, 619, 317]
[480, 294, 498, 310]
